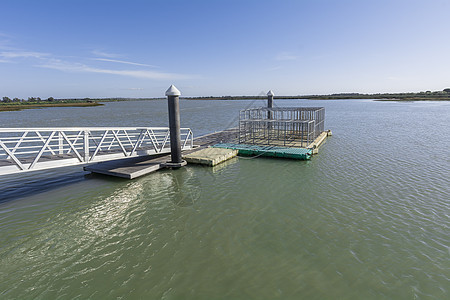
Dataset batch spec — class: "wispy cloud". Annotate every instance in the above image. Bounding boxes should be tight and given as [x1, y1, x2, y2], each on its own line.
[0, 50, 50, 63]
[91, 50, 120, 58]
[93, 58, 158, 68]
[275, 51, 298, 61]
[0, 51, 49, 59]
[0, 48, 195, 80]
[38, 59, 194, 80]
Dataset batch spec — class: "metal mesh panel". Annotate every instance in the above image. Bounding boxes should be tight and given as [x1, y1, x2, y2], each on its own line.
[239, 107, 325, 147]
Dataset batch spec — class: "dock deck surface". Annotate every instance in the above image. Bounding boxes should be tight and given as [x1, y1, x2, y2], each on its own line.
[84, 155, 169, 179]
[85, 128, 239, 178]
[183, 147, 238, 166]
[213, 143, 312, 160]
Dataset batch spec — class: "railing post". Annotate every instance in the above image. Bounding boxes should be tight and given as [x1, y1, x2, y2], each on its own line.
[164, 85, 186, 168]
[84, 130, 89, 162]
[58, 131, 63, 155]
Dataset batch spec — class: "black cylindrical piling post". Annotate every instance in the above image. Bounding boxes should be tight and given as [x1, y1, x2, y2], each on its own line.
[267, 90, 274, 119]
[165, 85, 186, 168]
[267, 90, 274, 129]
[267, 90, 274, 110]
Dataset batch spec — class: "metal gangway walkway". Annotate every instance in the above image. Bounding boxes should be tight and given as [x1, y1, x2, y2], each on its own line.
[0, 127, 193, 176]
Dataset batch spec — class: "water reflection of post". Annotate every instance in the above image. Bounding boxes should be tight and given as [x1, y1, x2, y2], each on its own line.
[169, 168, 200, 207]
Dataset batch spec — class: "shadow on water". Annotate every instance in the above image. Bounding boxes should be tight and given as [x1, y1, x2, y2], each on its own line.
[0, 159, 234, 206]
[0, 168, 129, 204]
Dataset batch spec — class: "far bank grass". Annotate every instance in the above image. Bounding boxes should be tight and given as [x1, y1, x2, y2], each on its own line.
[0, 102, 103, 112]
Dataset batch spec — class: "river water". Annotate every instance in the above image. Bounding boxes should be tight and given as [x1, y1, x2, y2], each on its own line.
[0, 99, 449, 299]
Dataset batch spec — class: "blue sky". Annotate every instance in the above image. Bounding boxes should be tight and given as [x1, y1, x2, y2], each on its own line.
[1, 0, 450, 98]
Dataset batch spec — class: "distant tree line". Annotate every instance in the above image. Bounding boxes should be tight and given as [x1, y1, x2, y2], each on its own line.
[0, 97, 100, 104]
[3, 88, 450, 103]
[186, 89, 450, 101]
[303, 89, 450, 100]
[1, 96, 56, 103]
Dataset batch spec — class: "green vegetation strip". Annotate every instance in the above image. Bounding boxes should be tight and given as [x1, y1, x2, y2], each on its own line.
[212, 143, 312, 160]
[0, 102, 103, 112]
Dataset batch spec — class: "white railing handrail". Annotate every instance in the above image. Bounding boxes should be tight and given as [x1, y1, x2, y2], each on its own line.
[0, 127, 192, 132]
[0, 127, 194, 175]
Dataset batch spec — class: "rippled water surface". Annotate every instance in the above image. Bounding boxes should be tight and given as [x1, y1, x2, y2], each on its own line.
[0, 99, 449, 299]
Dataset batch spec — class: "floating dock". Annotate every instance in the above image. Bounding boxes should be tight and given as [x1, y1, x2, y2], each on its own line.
[84, 129, 240, 178]
[183, 147, 238, 166]
[307, 129, 332, 154]
[83, 105, 332, 178]
[84, 155, 169, 179]
[84, 128, 331, 178]
[212, 143, 312, 160]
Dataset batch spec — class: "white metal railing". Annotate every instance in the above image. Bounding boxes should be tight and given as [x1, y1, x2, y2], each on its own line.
[0, 127, 193, 175]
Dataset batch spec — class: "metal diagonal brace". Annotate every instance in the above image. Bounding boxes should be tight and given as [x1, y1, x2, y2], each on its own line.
[147, 129, 160, 153]
[160, 130, 170, 152]
[7, 131, 28, 159]
[112, 130, 128, 156]
[90, 130, 109, 162]
[0, 140, 26, 170]
[88, 131, 101, 148]
[182, 130, 191, 149]
[35, 131, 56, 155]
[29, 131, 57, 169]
[129, 130, 145, 156]
[66, 131, 83, 154]
[123, 130, 133, 148]
[60, 131, 83, 162]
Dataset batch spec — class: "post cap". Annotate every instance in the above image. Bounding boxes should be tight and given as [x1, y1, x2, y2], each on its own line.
[267, 90, 275, 96]
[165, 85, 181, 96]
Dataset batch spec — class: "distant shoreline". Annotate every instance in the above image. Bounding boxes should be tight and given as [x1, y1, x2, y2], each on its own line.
[2, 93, 449, 112]
[181, 96, 450, 101]
[182, 91, 450, 101]
[0, 102, 103, 112]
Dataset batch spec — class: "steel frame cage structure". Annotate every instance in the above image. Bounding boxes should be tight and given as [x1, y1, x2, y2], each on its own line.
[238, 107, 325, 147]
